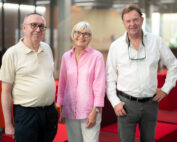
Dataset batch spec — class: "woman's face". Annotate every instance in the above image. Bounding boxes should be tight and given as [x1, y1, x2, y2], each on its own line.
[73, 28, 91, 49]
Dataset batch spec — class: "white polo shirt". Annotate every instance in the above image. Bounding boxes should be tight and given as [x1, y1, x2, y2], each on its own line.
[0, 39, 56, 107]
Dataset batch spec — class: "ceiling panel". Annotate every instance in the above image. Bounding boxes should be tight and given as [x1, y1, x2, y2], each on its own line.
[72, 0, 177, 13]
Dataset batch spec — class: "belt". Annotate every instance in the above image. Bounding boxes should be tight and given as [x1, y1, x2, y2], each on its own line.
[14, 103, 54, 110]
[35, 103, 54, 110]
[119, 91, 154, 103]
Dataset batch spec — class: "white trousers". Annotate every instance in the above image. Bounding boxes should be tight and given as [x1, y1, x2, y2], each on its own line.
[65, 113, 102, 142]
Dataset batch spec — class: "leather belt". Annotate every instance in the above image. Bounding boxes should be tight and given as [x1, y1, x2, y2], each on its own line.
[119, 91, 154, 103]
[34, 103, 54, 110]
[14, 103, 54, 110]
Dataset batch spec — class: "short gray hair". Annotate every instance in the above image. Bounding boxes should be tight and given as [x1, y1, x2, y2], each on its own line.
[71, 21, 92, 40]
[23, 13, 46, 26]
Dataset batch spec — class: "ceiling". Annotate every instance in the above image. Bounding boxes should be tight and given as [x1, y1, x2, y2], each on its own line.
[72, 0, 177, 13]
[2, 0, 177, 13]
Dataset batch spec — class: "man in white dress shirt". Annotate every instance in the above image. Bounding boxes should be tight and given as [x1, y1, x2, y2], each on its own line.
[106, 4, 177, 142]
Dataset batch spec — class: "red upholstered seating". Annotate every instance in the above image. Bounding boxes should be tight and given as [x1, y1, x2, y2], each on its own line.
[55, 80, 59, 102]
[2, 134, 15, 142]
[0, 81, 5, 129]
[157, 72, 177, 125]
[158, 72, 177, 110]
[158, 109, 177, 124]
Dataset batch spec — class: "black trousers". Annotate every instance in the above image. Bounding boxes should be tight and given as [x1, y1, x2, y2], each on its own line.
[13, 104, 58, 142]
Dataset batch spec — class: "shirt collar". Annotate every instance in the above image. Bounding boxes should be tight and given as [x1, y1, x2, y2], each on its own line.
[70, 45, 91, 55]
[125, 30, 146, 47]
[19, 38, 44, 54]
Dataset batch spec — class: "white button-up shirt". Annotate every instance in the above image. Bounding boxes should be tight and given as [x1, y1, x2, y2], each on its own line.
[106, 32, 177, 107]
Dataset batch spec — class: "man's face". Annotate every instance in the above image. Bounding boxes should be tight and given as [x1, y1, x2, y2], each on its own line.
[123, 10, 144, 37]
[22, 14, 46, 44]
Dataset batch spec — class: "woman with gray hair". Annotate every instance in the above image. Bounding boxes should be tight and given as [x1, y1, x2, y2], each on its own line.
[57, 21, 105, 142]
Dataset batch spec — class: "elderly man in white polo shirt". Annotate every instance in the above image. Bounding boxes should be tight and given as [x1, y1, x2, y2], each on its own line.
[0, 13, 58, 142]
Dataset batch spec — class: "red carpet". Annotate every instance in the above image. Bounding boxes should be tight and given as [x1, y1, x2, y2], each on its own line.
[53, 123, 68, 142]
[2, 134, 15, 142]
[101, 122, 177, 141]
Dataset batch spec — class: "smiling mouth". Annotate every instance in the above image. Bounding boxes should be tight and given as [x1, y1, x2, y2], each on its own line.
[78, 40, 86, 42]
[33, 34, 42, 36]
[130, 27, 137, 29]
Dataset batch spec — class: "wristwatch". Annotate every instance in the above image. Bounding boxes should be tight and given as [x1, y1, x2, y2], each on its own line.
[93, 107, 99, 113]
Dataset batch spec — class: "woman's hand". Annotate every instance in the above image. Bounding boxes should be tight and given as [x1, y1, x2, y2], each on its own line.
[59, 116, 65, 123]
[86, 109, 98, 128]
[59, 105, 65, 123]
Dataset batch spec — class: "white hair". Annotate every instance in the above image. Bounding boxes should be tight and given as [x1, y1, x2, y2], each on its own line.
[71, 21, 92, 40]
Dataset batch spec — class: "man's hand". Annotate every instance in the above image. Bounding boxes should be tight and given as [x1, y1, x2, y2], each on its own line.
[1, 82, 14, 139]
[153, 88, 167, 102]
[86, 109, 97, 128]
[5, 123, 15, 139]
[114, 102, 127, 117]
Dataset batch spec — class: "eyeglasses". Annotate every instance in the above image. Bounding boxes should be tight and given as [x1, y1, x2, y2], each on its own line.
[74, 31, 91, 38]
[128, 45, 146, 60]
[24, 23, 47, 31]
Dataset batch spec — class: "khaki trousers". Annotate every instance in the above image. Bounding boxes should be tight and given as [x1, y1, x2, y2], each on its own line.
[65, 113, 101, 142]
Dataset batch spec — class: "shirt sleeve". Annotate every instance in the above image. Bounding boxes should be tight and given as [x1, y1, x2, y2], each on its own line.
[106, 44, 121, 107]
[159, 38, 177, 94]
[93, 54, 106, 107]
[57, 55, 67, 105]
[0, 49, 15, 84]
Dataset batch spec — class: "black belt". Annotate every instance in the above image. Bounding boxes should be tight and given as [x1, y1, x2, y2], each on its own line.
[119, 91, 154, 103]
[14, 103, 54, 110]
[34, 103, 54, 110]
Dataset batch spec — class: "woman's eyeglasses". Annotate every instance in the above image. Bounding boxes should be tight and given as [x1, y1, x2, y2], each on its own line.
[24, 23, 47, 31]
[74, 31, 91, 38]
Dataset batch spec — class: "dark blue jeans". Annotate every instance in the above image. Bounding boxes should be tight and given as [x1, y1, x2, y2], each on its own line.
[118, 95, 158, 142]
[13, 104, 58, 142]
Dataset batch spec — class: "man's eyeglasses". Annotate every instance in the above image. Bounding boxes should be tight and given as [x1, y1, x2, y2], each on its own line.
[74, 31, 91, 38]
[24, 23, 47, 31]
[128, 45, 146, 60]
